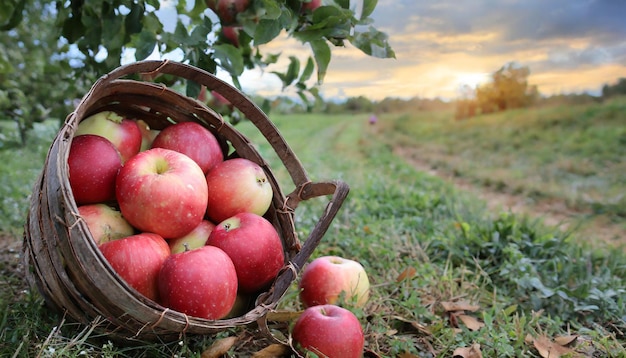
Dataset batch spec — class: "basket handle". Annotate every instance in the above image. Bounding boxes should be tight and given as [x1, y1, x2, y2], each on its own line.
[94, 60, 311, 188]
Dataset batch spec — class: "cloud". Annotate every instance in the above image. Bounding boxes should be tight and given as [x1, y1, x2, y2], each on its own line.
[228, 0, 626, 100]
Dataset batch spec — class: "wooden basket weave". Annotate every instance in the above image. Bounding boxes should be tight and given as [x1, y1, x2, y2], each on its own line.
[22, 60, 349, 342]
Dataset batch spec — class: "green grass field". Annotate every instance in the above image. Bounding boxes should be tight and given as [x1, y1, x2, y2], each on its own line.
[0, 100, 625, 357]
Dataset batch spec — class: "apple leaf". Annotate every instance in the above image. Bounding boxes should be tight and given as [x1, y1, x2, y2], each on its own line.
[213, 44, 245, 77]
[351, 26, 396, 59]
[309, 39, 331, 83]
[124, 2, 144, 36]
[132, 30, 157, 61]
[361, 0, 378, 20]
[253, 19, 282, 46]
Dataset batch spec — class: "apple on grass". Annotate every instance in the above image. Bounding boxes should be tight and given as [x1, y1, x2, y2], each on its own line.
[74, 111, 142, 163]
[68, 134, 122, 205]
[292, 304, 365, 358]
[205, 158, 273, 223]
[116, 148, 208, 239]
[78, 204, 135, 245]
[168, 220, 216, 254]
[158, 245, 238, 320]
[299, 256, 370, 308]
[99, 233, 170, 302]
[151, 121, 223, 174]
[206, 212, 284, 293]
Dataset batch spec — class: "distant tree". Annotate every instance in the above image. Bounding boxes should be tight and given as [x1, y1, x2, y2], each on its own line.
[456, 62, 538, 118]
[602, 78, 626, 98]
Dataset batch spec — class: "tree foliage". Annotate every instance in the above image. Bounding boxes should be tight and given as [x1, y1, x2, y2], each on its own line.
[455, 63, 538, 120]
[1, 0, 394, 145]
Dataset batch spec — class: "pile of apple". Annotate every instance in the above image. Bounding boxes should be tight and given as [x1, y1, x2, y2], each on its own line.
[69, 110, 284, 320]
[70, 110, 372, 357]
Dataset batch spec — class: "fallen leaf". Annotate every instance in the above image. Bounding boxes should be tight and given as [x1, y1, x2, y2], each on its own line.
[398, 353, 420, 358]
[391, 316, 431, 335]
[532, 335, 578, 358]
[201, 336, 237, 358]
[457, 314, 485, 331]
[554, 335, 578, 347]
[396, 267, 417, 282]
[252, 343, 290, 357]
[265, 310, 303, 322]
[441, 301, 480, 312]
[453, 343, 483, 358]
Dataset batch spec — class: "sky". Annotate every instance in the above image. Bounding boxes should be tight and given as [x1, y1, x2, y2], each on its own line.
[238, 0, 626, 101]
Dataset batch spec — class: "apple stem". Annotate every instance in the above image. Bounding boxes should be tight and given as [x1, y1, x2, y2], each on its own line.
[183, 243, 190, 252]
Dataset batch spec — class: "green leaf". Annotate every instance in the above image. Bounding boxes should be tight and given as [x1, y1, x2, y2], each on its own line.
[335, 0, 350, 9]
[309, 39, 330, 83]
[186, 80, 201, 99]
[145, 0, 161, 10]
[124, 2, 144, 35]
[253, 19, 282, 45]
[283, 55, 300, 88]
[213, 44, 244, 76]
[299, 56, 315, 83]
[133, 30, 157, 60]
[256, 0, 282, 20]
[351, 26, 395, 58]
[361, 0, 378, 19]
[0, 0, 25, 31]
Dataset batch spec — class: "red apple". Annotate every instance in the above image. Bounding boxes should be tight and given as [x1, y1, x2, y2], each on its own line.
[99, 233, 170, 302]
[168, 220, 216, 254]
[301, 0, 321, 12]
[205, 158, 273, 223]
[158, 245, 238, 320]
[75, 111, 142, 163]
[116, 148, 208, 239]
[292, 304, 365, 358]
[222, 26, 241, 47]
[205, 0, 250, 25]
[78, 204, 135, 245]
[151, 122, 224, 174]
[206, 212, 284, 293]
[137, 119, 160, 152]
[299, 256, 370, 308]
[68, 134, 122, 205]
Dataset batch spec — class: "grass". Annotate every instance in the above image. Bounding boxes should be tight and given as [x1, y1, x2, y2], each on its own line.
[0, 105, 625, 357]
[381, 96, 626, 245]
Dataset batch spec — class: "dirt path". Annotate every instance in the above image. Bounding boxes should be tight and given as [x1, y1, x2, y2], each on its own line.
[395, 146, 626, 250]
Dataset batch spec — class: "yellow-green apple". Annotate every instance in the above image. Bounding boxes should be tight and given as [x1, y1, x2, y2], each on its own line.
[137, 119, 160, 152]
[116, 148, 208, 239]
[168, 219, 216, 254]
[68, 134, 122, 205]
[158, 245, 238, 319]
[99, 233, 170, 302]
[205, 158, 273, 223]
[151, 122, 223, 174]
[299, 256, 370, 308]
[206, 212, 284, 293]
[205, 0, 250, 25]
[78, 204, 135, 245]
[75, 111, 142, 163]
[301, 0, 321, 12]
[292, 304, 365, 358]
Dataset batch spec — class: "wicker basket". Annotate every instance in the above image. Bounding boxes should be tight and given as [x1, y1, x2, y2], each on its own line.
[22, 60, 349, 342]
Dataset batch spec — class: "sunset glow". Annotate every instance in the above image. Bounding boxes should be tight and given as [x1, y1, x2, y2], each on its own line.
[240, 1, 626, 101]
